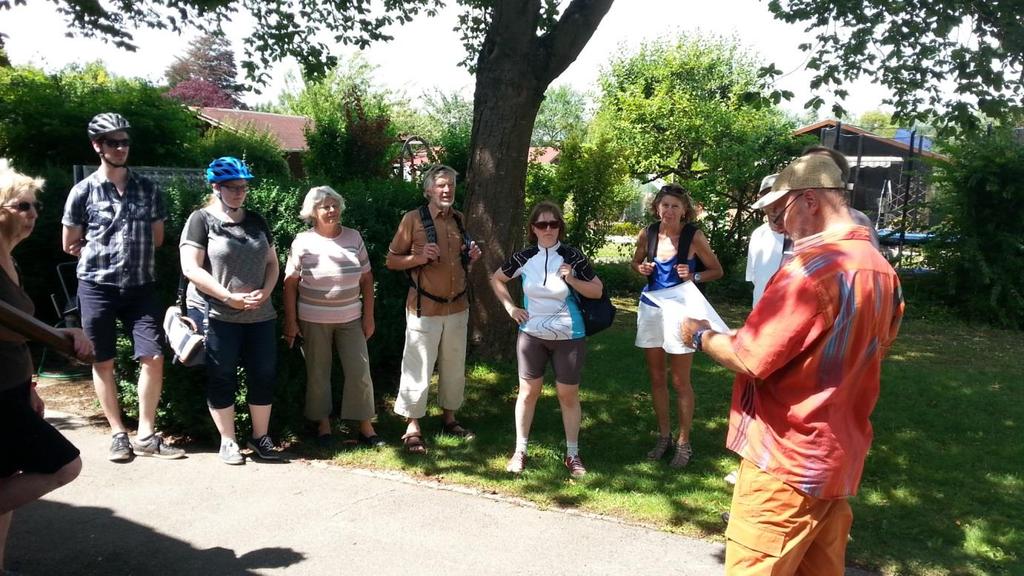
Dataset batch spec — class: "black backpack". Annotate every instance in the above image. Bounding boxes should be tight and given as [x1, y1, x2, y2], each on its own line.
[644, 222, 705, 288]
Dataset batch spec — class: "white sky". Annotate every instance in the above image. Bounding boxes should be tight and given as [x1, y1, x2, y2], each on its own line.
[3, 0, 896, 119]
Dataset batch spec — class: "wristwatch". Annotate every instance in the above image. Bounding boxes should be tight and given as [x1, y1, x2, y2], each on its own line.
[693, 272, 703, 283]
[692, 328, 709, 351]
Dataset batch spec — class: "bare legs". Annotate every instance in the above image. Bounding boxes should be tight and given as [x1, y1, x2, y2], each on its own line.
[92, 355, 163, 438]
[210, 404, 272, 442]
[512, 378, 581, 445]
[644, 348, 695, 444]
[0, 457, 82, 569]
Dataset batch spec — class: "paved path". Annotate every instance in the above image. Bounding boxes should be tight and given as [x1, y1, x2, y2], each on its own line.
[9, 412, 728, 575]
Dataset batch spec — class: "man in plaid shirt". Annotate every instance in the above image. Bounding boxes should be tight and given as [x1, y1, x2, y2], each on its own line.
[61, 112, 184, 462]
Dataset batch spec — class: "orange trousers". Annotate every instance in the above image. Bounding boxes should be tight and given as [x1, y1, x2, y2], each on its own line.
[725, 459, 853, 575]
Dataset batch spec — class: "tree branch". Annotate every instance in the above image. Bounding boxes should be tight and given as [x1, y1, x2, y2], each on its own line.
[535, 0, 615, 85]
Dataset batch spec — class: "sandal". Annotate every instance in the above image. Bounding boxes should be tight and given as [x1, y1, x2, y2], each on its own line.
[646, 435, 672, 460]
[402, 432, 427, 454]
[669, 441, 693, 468]
[442, 420, 476, 440]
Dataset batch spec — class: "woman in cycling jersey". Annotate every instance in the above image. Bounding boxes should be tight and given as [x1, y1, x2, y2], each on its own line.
[490, 201, 603, 478]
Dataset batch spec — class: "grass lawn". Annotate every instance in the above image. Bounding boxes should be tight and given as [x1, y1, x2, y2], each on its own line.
[306, 298, 1022, 576]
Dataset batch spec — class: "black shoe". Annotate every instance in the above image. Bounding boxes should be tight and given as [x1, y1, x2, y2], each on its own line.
[358, 433, 386, 448]
[247, 435, 282, 460]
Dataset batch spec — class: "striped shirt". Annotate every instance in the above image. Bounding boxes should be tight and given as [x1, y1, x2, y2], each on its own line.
[61, 169, 166, 287]
[727, 225, 904, 499]
[285, 227, 370, 324]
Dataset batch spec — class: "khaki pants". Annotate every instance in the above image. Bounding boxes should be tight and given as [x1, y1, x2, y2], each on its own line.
[725, 459, 853, 575]
[393, 309, 468, 419]
[300, 319, 375, 422]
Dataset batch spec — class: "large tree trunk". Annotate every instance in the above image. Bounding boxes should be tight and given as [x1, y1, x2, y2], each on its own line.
[463, 0, 614, 359]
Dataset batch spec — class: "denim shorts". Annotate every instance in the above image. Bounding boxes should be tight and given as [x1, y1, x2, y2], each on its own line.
[78, 280, 164, 363]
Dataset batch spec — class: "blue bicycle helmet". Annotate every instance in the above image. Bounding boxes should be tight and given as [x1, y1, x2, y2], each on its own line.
[206, 156, 254, 183]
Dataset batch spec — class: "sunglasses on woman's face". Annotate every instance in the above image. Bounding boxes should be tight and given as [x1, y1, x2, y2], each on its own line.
[3, 201, 43, 213]
[532, 220, 561, 231]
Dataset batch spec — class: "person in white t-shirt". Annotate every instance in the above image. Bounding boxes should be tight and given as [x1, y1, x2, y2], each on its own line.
[745, 174, 786, 306]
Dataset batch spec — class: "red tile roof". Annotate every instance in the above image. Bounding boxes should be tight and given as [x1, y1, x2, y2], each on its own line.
[196, 107, 312, 152]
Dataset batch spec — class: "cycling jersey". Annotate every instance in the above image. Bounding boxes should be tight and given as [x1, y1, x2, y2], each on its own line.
[500, 242, 596, 340]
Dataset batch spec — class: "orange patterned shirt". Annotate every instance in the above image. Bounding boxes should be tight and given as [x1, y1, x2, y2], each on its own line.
[728, 225, 904, 499]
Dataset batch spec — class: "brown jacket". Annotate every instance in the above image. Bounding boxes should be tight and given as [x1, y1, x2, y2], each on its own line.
[388, 206, 469, 317]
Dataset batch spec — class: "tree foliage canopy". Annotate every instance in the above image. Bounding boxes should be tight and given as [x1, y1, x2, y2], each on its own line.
[595, 35, 809, 270]
[531, 85, 588, 147]
[767, 0, 1023, 130]
[165, 35, 241, 103]
[926, 129, 1024, 329]
[165, 78, 237, 108]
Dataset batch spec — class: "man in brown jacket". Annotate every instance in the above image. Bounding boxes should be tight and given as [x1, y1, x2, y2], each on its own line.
[386, 165, 482, 453]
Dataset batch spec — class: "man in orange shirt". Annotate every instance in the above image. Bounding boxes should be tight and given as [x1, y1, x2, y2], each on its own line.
[681, 154, 904, 574]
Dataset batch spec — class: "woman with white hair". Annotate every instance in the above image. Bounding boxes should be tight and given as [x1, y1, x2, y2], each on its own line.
[283, 186, 383, 447]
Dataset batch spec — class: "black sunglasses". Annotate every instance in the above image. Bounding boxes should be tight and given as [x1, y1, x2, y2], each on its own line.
[102, 138, 131, 149]
[532, 220, 561, 230]
[3, 201, 43, 213]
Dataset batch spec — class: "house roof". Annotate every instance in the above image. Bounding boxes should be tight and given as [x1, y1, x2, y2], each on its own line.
[794, 119, 945, 161]
[196, 107, 312, 152]
[528, 147, 561, 164]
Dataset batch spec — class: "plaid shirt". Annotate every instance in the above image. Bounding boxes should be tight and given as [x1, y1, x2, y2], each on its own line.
[61, 169, 167, 287]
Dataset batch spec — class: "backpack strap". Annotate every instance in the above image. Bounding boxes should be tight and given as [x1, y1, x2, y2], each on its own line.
[645, 222, 660, 264]
[678, 223, 707, 273]
[645, 222, 660, 289]
[405, 205, 473, 317]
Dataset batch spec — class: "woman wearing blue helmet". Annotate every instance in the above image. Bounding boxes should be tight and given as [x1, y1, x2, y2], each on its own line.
[179, 157, 284, 464]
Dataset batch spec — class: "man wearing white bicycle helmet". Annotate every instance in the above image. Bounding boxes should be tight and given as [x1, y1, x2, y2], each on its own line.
[61, 112, 184, 462]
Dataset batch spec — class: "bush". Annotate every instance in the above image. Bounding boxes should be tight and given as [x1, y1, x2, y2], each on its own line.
[924, 128, 1024, 329]
[0, 63, 205, 316]
[606, 221, 641, 237]
[194, 129, 290, 182]
[594, 261, 645, 297]
[554, 132, 633, 257]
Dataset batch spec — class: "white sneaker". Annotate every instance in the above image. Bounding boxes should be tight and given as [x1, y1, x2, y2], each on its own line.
[220, 439, 244, 465]
[724, 470, 738, 485]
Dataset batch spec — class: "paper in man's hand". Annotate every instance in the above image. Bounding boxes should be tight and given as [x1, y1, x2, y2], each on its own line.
[643, 282, 730, 354]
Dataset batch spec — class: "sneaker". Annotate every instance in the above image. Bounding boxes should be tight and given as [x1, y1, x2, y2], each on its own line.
[669, 441, 693, 469]
[724, 469, 738, 485]
[220, 439, 244, 465]
[133, 434, 185, 460]
[248, 435, 282, 461]
[506, 451, 527, 474]
[564, 454, 587, 477]
[109, 432, 133, 462]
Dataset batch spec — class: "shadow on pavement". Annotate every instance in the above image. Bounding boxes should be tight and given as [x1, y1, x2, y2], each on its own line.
[9, 500, 305, 575]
